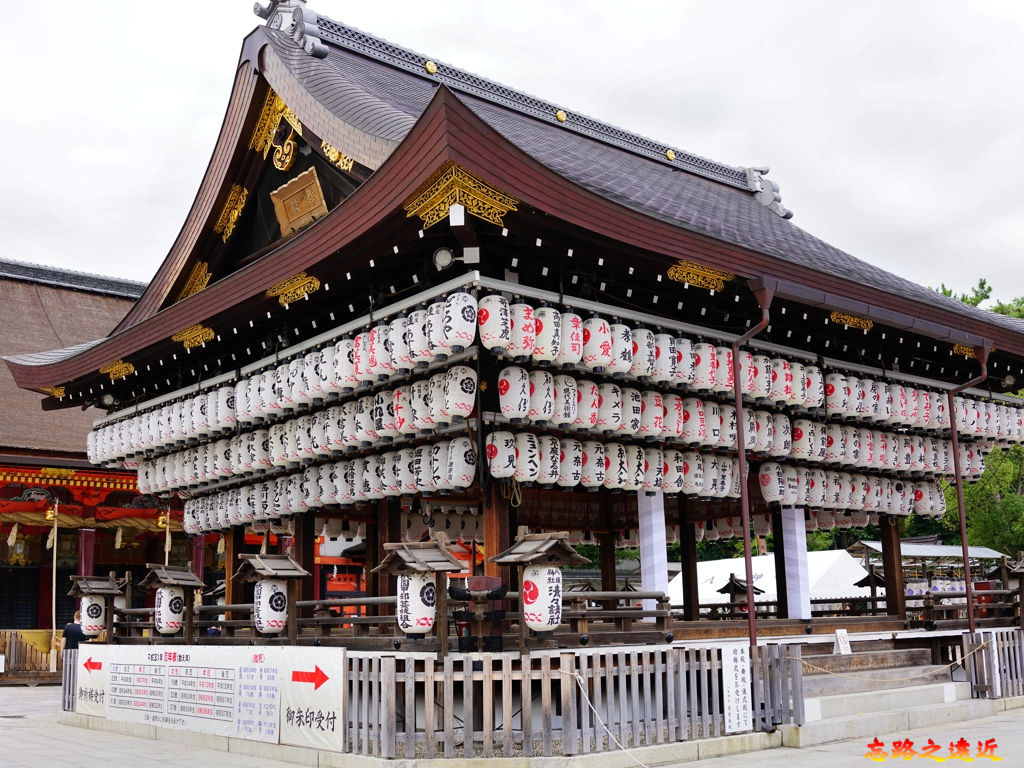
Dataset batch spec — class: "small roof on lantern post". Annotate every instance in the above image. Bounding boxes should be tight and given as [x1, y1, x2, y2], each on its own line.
[716, 572, 764, 596]
[68, 574, 123, 597]
[139, 563, 206, 590]
[855, 569, 887, 588]
[372, 535, 466, 575]
[489, 531, 590, 567]
[231, 553, 310, 583]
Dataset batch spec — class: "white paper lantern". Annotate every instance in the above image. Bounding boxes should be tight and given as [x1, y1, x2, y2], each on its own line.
[80, 595, 106, 637]
[508, 303, 536, 360]
[477, 295, 511, 354]
[528, 369, 555, 424]
[749, 355, 772, 401]
[557, 438, 583, 488]
[535, 435, 560, 485]
[522, 565, 562, 632]
[691, 342, 716, 391]
[607, 324, 633, 375]
[331, 338, 358, 394]
[596, 382, 623, 433]
[154, 585, 185, 635]
[431, 442, 454, 492]
[574, 379, 600, 431]
[630, 328, 656, 380]
[758, 463, 785, 503]
[486, 431, 516, 478]
[581, 316, 614, 371]
[396, 449, 416, 495]
[639, 391, 665, 438]
[674, 336, 695, 385]
[429, 372, 450, 426]
[426, 301, 450, 360]
[397, 572, 437, 634]
[254, 579, 288, 634]
[580, 440, 606, 488]
[642, 448, 664, 490]
[551, 375, 578, 426]
[802, 366, 824, 410]
[444, 292, 478, 352]
[712, 346, 734, 395]
[388, 316, 412, 374]
[410, 379, 434, 432]
[555, 312, 583, 367]
[662, 449, 686, 493]
[508, 432, 537, 484]
[718, 404, 738, 448]
[681, 398, 706, 444]
[701, 400, 721, 448]
[619, 387, 642, 436]
[781, 465, 801, 507]
[444, 365, 478, 420]
[663, 394, 685, 440]
[531, 306, 561, 362]
[788, 362, 807, 408]
[735, 351, 755, 397]
[406, 309, 432, 367]
[768, 358, 792, 404]
[679, 451, 704, 494]
[651, 333, 677, 384]
[498, 366, 530, 422]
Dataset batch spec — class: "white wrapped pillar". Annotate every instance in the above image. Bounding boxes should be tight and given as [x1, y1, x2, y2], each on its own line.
[637, 490, 668, 620]
[779, 505, 811, 619]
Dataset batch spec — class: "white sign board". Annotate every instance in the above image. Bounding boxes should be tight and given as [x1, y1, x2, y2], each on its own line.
[833, 628, 852, 655]
[279, 647, 346, 751]
[79, 645, 283, 742]
[721, 645, 752, 734]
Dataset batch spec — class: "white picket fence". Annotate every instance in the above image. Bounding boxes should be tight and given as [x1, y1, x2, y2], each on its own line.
[965, 629, 1024, 699]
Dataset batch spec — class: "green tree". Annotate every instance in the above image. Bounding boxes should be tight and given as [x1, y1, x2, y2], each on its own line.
[935, 278, 992, 307]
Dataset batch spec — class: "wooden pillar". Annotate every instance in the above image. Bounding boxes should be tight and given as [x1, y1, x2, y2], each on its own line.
[190, 536, 206, 584]
[678, 498, 701, 622]
[771, 510, 788, 619]
[292, 513, 316, 603]
[365, 516, 380, 615]
[598, 533, 616, 592]
[78, 528, 96, 577]
[880, 517, 906, 619]
[482, 485, 509, 579]
[223, 526, 245, 631]
[385, 498, 402, 600]
[36, 547, 53, 630]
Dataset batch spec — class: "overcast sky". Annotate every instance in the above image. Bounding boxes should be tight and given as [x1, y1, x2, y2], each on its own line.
[3, 1, 1023, 306]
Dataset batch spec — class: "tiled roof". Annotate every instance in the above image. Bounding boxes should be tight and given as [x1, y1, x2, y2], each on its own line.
[0, 259, 146, 299]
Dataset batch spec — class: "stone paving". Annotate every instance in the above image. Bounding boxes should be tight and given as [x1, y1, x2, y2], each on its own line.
[1, 683, 1021, 767]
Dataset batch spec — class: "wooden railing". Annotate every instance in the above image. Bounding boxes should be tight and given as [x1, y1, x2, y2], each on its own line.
[964, 628, 1024, 699]
[342, 644, 804, 758]
[0, 630, 59, 673]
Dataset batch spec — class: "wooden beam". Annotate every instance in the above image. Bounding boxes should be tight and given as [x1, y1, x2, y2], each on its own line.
[771, 511, 788, 619]
[880, 517, 906, 619]
[224, 526, 245, 635]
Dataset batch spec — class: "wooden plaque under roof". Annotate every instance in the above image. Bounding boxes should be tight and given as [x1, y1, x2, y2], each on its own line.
[372, 538, 465, 575]
[269, 166, 328, 235]
[489, 531, 590, 567]
[232, 552, 310, 582]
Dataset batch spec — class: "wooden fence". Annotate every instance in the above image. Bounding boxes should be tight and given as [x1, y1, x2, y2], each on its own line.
[964, 628, 1024, 699]
[343, 644, 804, 759]
[0, 630, 59, 673]
[62, 649, 78, 711]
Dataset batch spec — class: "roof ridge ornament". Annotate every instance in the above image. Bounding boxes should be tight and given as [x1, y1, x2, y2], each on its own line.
[745, 167, 792, 219]
[255, 1, 328, 58]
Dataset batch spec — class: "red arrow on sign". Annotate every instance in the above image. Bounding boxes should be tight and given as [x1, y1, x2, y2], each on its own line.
[82, 657, 102, 673]
[291, 665, 329, 690]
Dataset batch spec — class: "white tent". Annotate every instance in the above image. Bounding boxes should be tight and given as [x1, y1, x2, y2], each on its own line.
[667, 549, 878, 607]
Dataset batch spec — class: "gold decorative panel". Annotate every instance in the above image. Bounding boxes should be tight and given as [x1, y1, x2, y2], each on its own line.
[40, 386, 65, 398]
[214, 185, 248, 242]
[171, 324, 215, 349]
[403, 160, 519, 229]
[829, 311, 873, 331]
[176, 261, 211, 302]
[266, 272, 322, 306]
[665, 260, 735, 291]
[250, 89, 303, 157]
[321, 140, 355, 172]
[953, 344, 977, 359]
[269, 167, 329, 235]
[99, 359, 135, 381]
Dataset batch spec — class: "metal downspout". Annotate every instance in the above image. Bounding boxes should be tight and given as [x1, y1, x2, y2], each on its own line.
[947, 344, 990, 634]
[732, 279, 776, 648]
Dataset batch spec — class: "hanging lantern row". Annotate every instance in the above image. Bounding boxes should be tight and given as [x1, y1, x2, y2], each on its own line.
[182, 437, 478, 534]
[405, 504, 482, 543]
[132, 364, 478, 495]
[485, 431, 743, 497]
[756, 463, 947, 517]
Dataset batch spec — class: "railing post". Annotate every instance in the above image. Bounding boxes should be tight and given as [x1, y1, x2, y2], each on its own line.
[380, 655, 396, 758]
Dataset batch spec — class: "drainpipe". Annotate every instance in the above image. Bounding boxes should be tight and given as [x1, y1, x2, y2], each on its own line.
[732, 278, 776, 648]
[946, 344, 990, 635]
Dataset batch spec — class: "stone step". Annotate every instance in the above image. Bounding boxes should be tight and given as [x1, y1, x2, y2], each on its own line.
[802, 663, 951, 697]
[779, 696, 1003, 747]
[801, 647, 932, 675]
[804, 681, 970, 722]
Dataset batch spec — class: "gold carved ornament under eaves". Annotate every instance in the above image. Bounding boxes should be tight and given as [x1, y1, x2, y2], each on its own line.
[665, 260, 735, 292]
[39, 385, 66, 398]
[266, 272, 322, 306]
[214, 185, 248, 243]
[829, 311, 874, 331]
[171, 324, 215, 350]
[250, 89, 302, 172]
[99, 359, 135, 381]
[321, 140, 354, 172]
[175, 261, 211, 302]
[953, 344, 978, 359]
[403, 161, 519, 229]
